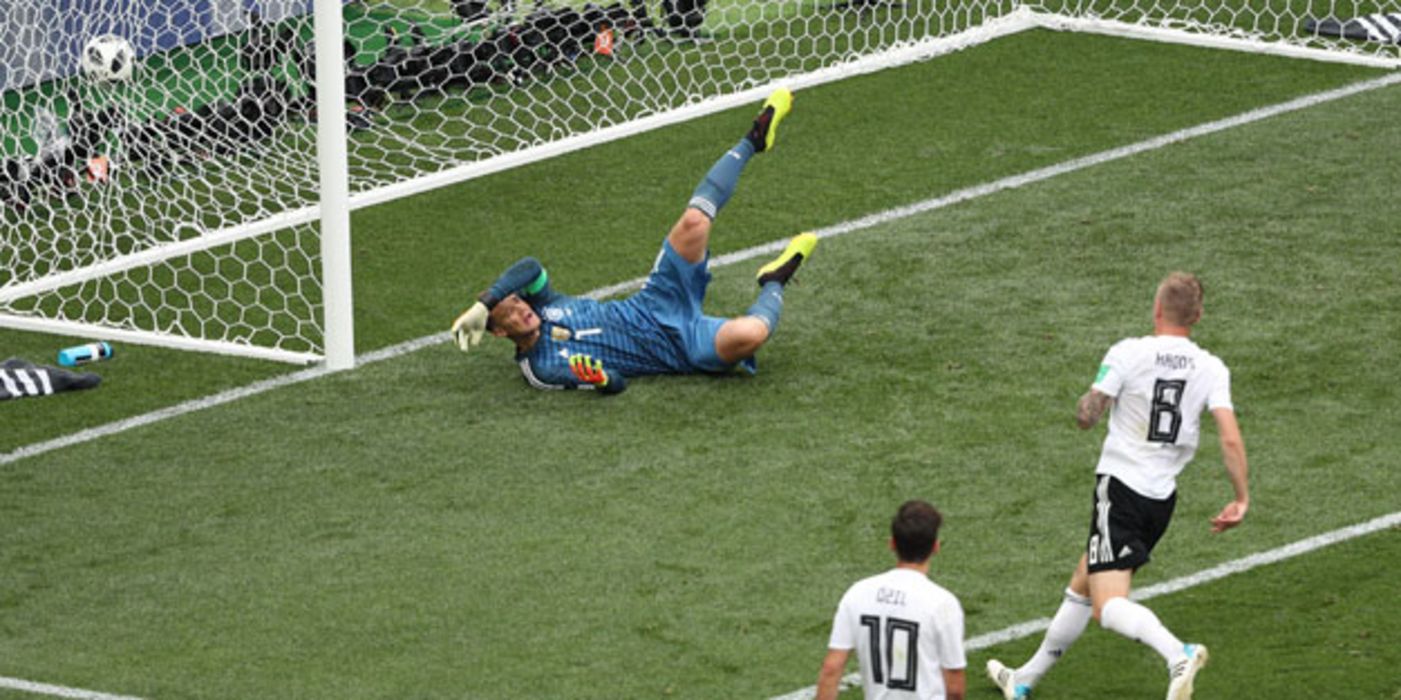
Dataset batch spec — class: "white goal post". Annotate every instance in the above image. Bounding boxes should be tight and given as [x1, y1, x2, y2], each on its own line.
[0, 0, 1395, 367]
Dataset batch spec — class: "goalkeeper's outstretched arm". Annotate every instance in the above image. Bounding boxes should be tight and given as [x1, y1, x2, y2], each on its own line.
[451, 257, 562, 352]
[481, 256, 561, 307]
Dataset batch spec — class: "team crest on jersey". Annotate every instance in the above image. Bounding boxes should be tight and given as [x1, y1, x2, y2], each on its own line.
[551, 327, 572, 342]
[543, 306, 566, 322]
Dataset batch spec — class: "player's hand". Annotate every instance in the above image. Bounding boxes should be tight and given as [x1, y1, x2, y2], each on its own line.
[568, 354, 609, 387]
[449, 302, 490, 352]
[1210, 499, 1248, 533]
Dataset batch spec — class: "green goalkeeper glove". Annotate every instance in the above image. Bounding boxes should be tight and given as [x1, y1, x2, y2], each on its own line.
[450, 301, 490, 352]
[568, 354, 609, 387]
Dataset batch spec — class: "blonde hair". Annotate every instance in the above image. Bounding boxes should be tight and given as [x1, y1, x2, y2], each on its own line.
[1157, 272, 1204, 326]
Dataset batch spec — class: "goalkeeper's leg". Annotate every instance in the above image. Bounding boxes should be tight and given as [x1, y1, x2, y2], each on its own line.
[714, 232, 816, 363]
[668, 87, 793, 263]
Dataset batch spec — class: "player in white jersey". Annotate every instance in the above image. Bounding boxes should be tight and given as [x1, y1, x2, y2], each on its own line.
[817, 500, 967, 700]
[987, 272, 1249, 700]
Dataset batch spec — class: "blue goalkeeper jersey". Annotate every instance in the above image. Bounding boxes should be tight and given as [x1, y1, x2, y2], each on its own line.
[485, 253, 737, 393]
[517, 291, 692, 389]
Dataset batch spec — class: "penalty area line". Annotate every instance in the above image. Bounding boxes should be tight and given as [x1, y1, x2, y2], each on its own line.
[0, 676, 144, 700]
[766, 510, 1401, 700]
[3, 71, 1400, 469]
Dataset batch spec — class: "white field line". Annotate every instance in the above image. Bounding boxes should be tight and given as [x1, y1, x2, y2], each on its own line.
[3, 73, 1400, 472]
[767, 510, 1401, 700]
[14, 511, 1388, 700]
[0, 676, 143, 700]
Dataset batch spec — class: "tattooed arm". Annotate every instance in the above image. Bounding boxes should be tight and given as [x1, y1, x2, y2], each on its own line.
[1076, 389, 1114, 430]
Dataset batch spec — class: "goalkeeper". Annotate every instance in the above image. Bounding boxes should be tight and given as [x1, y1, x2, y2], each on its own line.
[450, 88, 814, 395]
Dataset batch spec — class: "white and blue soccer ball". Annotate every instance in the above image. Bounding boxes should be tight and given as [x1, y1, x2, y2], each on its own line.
[81, 34, 136, 82]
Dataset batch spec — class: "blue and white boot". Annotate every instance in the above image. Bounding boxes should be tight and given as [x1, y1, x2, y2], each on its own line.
[987, 659, 1032, 700]
[1166, 643, 1210, 700]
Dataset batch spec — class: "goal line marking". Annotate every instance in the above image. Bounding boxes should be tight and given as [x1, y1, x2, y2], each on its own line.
[3, 71, 1398, 473]
[766, 509, 1401, 700]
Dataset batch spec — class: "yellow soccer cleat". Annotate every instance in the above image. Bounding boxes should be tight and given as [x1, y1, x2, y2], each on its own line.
[757, 232, 817, 287]
[750, 87, 793, 153]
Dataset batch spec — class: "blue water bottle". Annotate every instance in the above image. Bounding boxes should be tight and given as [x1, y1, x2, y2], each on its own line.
[58, 341, 114, 367]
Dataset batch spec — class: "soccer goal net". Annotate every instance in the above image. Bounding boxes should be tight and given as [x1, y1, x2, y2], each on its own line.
[1, 0, 1396, 366]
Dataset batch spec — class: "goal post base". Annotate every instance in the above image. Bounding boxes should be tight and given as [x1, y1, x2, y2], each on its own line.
[0, 314, 324, 366]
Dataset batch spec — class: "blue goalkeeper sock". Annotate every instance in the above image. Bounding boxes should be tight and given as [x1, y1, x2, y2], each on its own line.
[747, 281, 784, 333]
[688, 138, 755, 220]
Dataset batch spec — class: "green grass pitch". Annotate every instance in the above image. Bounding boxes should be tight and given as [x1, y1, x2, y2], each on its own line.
[2, 29, 1401, 699]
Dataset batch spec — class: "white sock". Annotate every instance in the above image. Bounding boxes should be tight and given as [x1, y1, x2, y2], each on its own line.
[1016, 588, 1093, 687]
[1100, 597, 1189, 667]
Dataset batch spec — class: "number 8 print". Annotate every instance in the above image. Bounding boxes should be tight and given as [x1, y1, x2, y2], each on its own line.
[1148, 379, 1187, 443]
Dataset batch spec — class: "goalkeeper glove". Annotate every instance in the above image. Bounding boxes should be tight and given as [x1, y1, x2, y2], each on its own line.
[449, 301, 490, 352]
[568, 353, 609, 387]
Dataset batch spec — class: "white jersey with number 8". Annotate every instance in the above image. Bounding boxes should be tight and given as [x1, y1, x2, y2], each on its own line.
[1091, 335, 1233, 499]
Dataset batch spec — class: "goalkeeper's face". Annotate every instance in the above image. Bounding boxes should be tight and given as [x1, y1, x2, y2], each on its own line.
[489, 295, 540, 338]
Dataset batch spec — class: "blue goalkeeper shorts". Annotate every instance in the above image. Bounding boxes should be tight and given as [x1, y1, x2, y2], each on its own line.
[629, 240, 739, 374]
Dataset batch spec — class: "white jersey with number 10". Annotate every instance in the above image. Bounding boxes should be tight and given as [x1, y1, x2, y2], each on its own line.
[1092, 334, 1233, 499]
[827, 568, 966, 699]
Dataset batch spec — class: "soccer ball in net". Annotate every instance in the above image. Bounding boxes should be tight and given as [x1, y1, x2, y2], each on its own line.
[81, 34, 135, 82]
